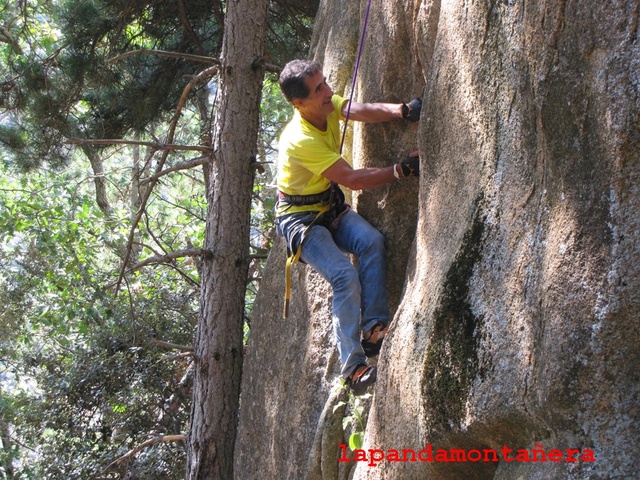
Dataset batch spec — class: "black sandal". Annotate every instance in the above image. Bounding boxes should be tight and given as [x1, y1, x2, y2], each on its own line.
[346, 364, 377, 396]
[361, 324, 388, 357]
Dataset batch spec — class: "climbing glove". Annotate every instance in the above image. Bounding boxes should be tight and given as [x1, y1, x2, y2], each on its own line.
[398, 155, 420, 177]
[402, 97, 422, 122]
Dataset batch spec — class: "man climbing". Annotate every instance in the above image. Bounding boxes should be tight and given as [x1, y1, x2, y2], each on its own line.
[275, 59, 421, 395]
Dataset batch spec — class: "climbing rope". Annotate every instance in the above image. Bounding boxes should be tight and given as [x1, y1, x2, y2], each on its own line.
[340, 0, 374, 154]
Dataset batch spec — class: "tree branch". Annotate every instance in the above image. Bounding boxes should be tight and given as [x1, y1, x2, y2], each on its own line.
[178, 0, 205, 54]
[0, 26, 23, 55]
[153, 339, 193, 352]
[82, 147, 112, 217]
[104, 434, 187, 473]
[126, 248, 212, 273]
[139, 156, 208, 186]
[66, 138, 212, 153]
[162, 351, 194, 362]
[108, 48, 219, 66]
[251, 56, 281, 74]
[114, 65, 218, 294]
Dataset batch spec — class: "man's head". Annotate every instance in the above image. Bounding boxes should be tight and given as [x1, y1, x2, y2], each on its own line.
[279, 60, 323, 103]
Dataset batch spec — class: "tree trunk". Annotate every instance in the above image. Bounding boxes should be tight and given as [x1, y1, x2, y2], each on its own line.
[186, 1, 269, 479]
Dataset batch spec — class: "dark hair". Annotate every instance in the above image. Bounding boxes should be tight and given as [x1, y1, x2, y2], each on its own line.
[278, 59, 322, 102]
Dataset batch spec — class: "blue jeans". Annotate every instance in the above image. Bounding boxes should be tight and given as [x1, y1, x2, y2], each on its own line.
[278, 209, 389, 378]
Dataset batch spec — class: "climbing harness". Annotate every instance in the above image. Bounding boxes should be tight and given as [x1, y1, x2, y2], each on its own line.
[282, 0, 373, 318]
[277, 188, 333, 208]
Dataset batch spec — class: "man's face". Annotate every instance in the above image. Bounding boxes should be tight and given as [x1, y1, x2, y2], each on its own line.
[294, 71, 334, 119]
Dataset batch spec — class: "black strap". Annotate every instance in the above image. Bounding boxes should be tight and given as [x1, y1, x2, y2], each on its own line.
[277, 188, 332, 207]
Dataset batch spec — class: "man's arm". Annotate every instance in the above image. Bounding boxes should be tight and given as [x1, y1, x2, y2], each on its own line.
[341, 98, 422, 123]
[322, 151, 419, 191]
[342, 101, 403, 123]
[322, 158, 396, 190]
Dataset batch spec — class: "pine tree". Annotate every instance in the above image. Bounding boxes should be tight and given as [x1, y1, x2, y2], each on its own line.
[1, 1, 318, 477]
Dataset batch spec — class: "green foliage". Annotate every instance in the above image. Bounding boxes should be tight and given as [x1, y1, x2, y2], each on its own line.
[1, 0, 319, 171]
[334, 384, 371, 452]
[1, 0, 225, 171]
[0, 124, 28, 151]
[267, 0, 318, 65]
[0, 0, 319, 477]
[0, 157, 198, 478]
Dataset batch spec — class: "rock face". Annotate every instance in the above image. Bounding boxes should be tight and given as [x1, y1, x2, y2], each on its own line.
[234, 1, 640, 479]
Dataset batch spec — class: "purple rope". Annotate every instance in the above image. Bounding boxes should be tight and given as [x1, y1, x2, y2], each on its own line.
[339, 0, 373, 155]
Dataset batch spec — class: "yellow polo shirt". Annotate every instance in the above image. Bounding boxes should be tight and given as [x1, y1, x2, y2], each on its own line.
[276, 94, 349, 216]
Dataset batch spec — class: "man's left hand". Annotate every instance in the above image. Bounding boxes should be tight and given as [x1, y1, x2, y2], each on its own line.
[402, 98, 422, 122]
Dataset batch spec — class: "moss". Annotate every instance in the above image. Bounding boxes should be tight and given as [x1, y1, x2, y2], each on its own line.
[422, 199, 485, 434]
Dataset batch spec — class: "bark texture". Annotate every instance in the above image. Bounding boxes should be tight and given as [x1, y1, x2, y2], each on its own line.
[186, 1, 269, 479]
[235, 0, 640, 479]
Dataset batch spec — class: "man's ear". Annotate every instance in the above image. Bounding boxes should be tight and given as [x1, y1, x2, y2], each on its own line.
[292, 98, 303, 110]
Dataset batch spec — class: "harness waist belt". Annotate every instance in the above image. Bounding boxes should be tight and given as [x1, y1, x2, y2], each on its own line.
[277, 188, 332, 206]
